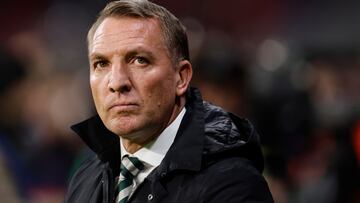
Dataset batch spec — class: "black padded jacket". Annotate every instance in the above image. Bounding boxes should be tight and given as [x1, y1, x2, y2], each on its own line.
[65, 88, 274, 203]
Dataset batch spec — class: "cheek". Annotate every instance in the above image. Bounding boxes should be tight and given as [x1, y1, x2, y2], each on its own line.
[143, 73, 176, 108]
[90, 78, 98, 99]
[90, 75, 106, 110]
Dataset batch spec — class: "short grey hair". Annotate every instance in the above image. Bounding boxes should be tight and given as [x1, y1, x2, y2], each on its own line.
[87, 0, 190, 61]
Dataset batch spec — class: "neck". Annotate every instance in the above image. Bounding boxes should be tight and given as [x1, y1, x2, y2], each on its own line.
[122, 97, 186, 154]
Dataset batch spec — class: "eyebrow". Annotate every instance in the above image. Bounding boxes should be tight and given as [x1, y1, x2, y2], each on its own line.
[89, 53, 107, 61]
[89, 46, 158, 61]
[126, 47, 155, 58]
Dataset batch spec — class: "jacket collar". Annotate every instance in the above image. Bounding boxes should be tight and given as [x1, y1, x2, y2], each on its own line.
[157, 88, 205, 174]
[71, 115, 120, 174]
[71, 88, 205, 175]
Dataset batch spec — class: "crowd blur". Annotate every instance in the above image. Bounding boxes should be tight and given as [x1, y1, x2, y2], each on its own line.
[0, 0, 359, 202]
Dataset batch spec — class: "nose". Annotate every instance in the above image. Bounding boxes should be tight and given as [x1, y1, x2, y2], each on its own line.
[108, 62, 132, 93]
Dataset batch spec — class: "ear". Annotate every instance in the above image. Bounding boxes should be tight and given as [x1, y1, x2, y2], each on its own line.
[175, 60, 193, 97]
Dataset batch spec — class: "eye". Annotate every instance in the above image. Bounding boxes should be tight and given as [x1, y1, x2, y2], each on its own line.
[133, 56, 149, 66]
[93, 60, 109, 69]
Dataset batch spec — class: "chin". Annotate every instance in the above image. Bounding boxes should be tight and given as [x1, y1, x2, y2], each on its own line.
[106, 117, 141, 137]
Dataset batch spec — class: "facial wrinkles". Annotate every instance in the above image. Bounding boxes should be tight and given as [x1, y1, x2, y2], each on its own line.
[91, 18, 170, 59]
[92, 34, 145, 54]
[92, 18, 145, 43]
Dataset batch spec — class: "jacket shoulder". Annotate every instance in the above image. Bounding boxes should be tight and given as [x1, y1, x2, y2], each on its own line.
[202, 101, 265, 172]
[198, 157, 274, 203]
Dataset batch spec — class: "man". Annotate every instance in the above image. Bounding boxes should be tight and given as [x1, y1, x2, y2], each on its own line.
[65, 0, 274, 202]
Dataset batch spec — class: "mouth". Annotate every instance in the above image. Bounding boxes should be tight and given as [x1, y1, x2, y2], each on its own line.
[108, 103, 139, 111]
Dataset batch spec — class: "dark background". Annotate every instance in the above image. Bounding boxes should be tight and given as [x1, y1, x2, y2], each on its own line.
[0, 0, 359, 202]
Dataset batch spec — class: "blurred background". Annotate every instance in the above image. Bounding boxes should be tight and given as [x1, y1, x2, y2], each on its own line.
[0, 0, 360, 202]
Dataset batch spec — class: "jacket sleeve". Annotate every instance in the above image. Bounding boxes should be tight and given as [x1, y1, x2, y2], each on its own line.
[198, 157, 274, 203]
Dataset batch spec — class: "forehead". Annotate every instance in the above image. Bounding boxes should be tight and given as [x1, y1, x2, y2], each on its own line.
[90, 17, 166, 54]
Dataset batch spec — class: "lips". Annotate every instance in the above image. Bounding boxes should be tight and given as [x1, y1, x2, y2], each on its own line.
[108, 102, 139, 111]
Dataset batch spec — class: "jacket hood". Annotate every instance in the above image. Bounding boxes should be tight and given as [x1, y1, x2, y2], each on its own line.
[201, 101, 265, 172]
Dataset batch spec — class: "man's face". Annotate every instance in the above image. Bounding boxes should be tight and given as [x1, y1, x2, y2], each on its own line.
[89, 17, 182, 142]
